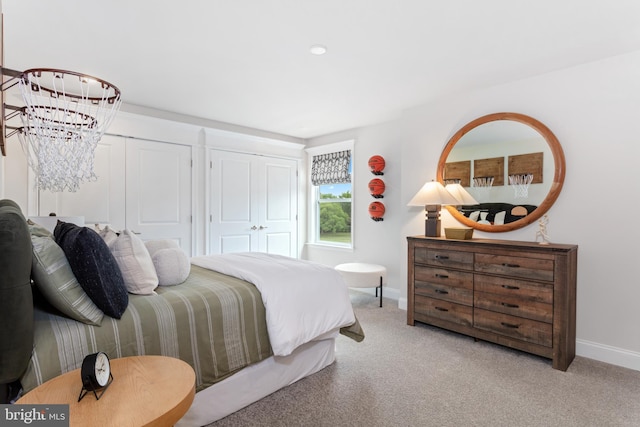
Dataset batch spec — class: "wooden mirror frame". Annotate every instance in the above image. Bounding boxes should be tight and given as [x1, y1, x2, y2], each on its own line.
[436, 112, 565, 232]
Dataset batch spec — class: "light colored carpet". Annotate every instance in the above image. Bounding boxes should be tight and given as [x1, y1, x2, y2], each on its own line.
[209, 291, 640, 426]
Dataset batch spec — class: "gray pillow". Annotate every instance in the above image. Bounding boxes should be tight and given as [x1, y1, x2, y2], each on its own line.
[30, 227, 104, 326]
[144, 239, 191, 286]
[54, 221, 128, 319]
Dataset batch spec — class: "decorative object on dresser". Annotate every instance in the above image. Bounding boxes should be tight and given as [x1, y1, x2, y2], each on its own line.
[443, 227, 474, 240]
[407, 236, 577, 371]
[536, 214, 551, 245]
[407, 180, 460, 237]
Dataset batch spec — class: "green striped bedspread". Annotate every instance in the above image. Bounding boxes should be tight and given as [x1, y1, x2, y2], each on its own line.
[20, 265, 273, 394]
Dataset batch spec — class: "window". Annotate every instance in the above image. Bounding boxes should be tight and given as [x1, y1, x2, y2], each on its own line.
[308, 142, 353, 247]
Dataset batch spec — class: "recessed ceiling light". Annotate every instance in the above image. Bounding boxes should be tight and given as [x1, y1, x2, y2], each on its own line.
[309, 44, 327, 55]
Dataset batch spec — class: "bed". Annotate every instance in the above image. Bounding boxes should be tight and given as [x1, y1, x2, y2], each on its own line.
[0, 200, 364, 425]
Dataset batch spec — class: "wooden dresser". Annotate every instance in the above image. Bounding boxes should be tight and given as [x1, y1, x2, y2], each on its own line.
[407, 236, 577, 371]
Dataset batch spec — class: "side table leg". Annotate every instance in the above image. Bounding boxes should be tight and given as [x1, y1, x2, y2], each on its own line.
[379, 276, 383, 307]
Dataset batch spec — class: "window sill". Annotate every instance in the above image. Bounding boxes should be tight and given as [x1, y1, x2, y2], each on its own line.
[305, 242, 354, 252]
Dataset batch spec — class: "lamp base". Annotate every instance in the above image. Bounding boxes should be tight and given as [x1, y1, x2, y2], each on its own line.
[425, 219, 441, 237]
[424, 204, 441, 237]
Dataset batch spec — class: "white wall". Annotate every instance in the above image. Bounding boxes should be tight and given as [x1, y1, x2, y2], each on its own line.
[305, 120, 404, 300]
[309, 50, 640, 370]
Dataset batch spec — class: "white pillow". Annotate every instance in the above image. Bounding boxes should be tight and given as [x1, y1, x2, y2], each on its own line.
[494, 211, 506, 225]
[110, 229, 158, 295]
[150, 248, 191, 286]
[145, 239, 190, 286]
[98, 225, 119, 248]
[144, 239, 180, 255]
[469, 210, 480, 222]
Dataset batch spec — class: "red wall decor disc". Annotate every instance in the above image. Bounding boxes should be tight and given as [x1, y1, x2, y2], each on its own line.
[368, 178, 385, 198]
[368, 155, 385, 175]
[368, 201, 385, 221]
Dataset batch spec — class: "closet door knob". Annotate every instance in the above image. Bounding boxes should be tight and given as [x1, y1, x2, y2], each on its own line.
[251, 225, 258, 230]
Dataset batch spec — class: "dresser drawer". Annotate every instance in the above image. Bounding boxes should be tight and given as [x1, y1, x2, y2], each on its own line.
[415, 247, 473, 270]
[415, 281, 473, 306]
[474, 274, 553, 304]
[475, 253, 554, 282]
[474, 291, 552, 323]
[415, 266, 473, 290]
[415, 295, 473, 327]
[474, 308, 552, 347]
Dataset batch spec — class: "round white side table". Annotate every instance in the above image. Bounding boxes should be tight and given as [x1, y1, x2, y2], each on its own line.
[335, 263, 387, 307]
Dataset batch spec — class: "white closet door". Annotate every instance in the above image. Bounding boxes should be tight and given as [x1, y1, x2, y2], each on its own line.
[126, 139, 192, 254]
[37, 134, 126, 228]
[209, 151, 259, 254]
[258, 158, 297, 256]
[209, 150, 297, 256]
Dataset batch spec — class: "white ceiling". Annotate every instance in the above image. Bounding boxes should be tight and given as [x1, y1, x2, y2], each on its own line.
[3, 0, 640, 140]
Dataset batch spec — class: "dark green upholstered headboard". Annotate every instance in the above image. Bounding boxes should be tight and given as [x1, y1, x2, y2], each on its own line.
[0, 199, 33, 403]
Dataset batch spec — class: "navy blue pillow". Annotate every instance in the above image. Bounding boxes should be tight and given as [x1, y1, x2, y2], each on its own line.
[54, 221, 128, 319]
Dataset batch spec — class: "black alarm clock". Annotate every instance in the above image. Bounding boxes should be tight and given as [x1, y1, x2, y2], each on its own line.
[78, 351, 113, 401]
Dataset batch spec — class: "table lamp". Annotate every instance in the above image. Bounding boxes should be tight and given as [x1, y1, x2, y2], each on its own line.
[408, 180, 460, 237]
[444, 183, 478, 206]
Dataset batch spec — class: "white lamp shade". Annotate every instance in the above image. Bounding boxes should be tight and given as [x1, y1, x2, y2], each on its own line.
[445, 183, 479, 205]
[407, 181, 460, 206]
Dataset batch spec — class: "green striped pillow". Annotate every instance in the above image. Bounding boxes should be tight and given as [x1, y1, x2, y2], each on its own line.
[30, 233, 104, 326]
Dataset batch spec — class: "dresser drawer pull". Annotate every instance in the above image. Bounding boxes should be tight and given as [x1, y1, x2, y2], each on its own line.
[502, 263, 520, 268]
[434, 289, 449, 295]
[434, 255, 450, 260]
[435, 307, 449, 312]
[501, 285, 520, 290]
[434, 274, 449, 279]
[501, 302, 520, 308]
[500, 322, 520, 329]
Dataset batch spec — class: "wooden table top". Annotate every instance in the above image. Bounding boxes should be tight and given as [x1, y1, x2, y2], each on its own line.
[17, 355, 195, 427]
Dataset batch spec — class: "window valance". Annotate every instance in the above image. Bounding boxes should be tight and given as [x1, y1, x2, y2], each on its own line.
[311, 150, 351, 186]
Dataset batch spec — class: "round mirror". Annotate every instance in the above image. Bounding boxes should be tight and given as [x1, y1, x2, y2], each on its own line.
[436, 112, 565, 232]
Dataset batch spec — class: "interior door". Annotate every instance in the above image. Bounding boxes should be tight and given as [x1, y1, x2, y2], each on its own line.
[209, 151, 258, 253]
[258, 158, 297, 256]
[209, 150, 297, 256]
[125, 139, 193, 254]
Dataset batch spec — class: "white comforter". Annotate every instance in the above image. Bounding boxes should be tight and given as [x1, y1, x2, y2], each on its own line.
[191, 252, 356, 356]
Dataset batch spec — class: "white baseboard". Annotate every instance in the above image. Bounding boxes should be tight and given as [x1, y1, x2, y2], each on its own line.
[576, 339, 640, 372]
[395, 301, 639, 372]
[350, 287, 400, 302]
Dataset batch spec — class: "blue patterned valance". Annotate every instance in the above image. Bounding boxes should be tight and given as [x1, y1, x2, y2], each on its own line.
[311, 150, 351, 186]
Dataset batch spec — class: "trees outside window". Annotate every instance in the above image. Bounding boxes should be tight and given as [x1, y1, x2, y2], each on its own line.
[318, 190, 351, 244]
